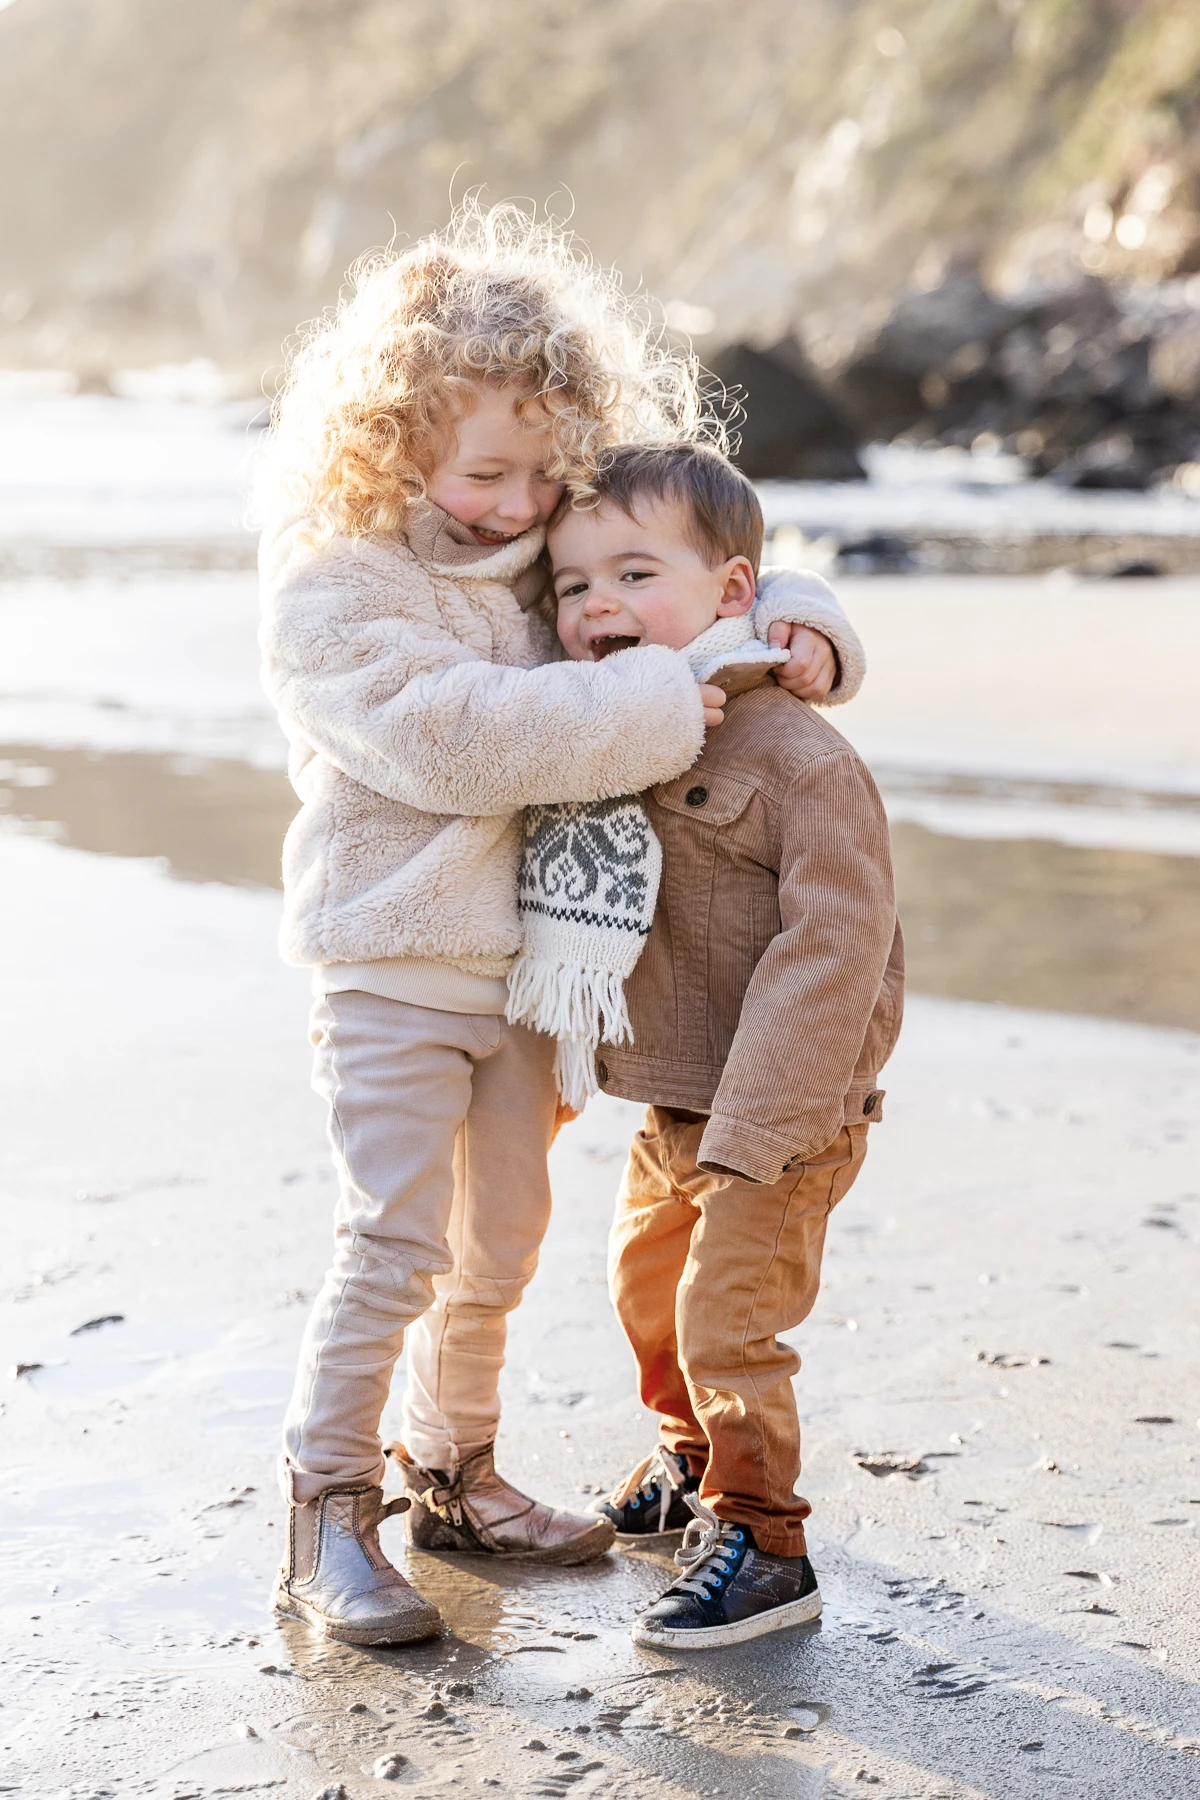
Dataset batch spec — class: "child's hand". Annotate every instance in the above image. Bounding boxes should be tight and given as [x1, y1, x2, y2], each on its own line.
[767, 623, 838, 701]
[699, 683, 727, 727]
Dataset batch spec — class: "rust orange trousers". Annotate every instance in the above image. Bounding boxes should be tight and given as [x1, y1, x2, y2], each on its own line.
[609, 1109, 867, 1557]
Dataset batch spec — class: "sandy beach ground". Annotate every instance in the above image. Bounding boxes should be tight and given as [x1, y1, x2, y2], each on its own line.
[1, 400, 1198, 1799]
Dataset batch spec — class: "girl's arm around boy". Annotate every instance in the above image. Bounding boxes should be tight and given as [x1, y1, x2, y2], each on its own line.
[259, 522, 709, 817]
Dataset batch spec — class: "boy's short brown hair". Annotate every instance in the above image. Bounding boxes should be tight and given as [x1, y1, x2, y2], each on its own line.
[585, 441, 764, 573]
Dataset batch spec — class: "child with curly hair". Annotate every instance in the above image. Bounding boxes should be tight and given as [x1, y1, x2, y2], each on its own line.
[258, 205, 864, 1645]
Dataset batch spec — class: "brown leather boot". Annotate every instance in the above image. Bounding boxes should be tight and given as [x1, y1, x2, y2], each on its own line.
[272, 1484, 441, 1646]
[387, 1442, 615, 1565]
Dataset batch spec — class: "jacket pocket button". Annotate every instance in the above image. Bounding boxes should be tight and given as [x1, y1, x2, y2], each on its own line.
[685, 785, 708, 807]
[596, 1060, 608, 1084]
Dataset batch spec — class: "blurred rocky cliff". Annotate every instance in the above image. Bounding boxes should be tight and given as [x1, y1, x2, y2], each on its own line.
[4, 0, 1200, 486]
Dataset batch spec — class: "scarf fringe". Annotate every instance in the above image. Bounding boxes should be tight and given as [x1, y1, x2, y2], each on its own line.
[553, 1035, 601, 1113]
[506, 953, 633, 1111]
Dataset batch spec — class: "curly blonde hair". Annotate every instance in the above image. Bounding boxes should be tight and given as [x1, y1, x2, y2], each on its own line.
[258, 202, 722, 537]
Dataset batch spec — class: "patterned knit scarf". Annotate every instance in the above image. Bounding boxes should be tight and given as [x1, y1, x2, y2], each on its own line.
[505, 616, 787, 1108]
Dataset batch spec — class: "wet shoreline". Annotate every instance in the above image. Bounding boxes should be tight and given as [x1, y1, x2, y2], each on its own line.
[3, 739, 1198, 1032]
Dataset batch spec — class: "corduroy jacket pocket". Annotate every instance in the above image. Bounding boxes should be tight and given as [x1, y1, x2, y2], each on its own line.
[648, 771, 767, 1064]
[652, 769, 758, 828]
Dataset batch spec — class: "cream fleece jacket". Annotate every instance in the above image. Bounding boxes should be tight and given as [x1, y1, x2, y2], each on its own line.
[259, 502, 864, 987]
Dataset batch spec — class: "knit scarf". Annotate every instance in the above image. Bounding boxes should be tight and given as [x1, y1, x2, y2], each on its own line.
[505, 615, 787, 1108]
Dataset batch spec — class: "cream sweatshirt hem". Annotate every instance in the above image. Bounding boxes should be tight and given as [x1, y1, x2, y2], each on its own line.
[313, 958, 509, 1016]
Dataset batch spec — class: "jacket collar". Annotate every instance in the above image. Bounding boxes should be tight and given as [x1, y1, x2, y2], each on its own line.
[403, 499, 546, 580]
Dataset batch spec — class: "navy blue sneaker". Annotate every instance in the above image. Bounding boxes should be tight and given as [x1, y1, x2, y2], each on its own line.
[631, 1496, 822, 1649]
[590, 1446, 700, 1541]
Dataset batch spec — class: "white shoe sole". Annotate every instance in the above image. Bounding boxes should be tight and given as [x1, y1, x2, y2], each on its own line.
[631, 1587, 822, 1650]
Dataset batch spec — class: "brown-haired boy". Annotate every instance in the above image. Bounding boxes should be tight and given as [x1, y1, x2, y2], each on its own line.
[547, 443, 904, 1649]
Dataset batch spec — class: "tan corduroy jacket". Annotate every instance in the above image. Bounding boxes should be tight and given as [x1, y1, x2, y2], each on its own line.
[597, 682, 904, 1185]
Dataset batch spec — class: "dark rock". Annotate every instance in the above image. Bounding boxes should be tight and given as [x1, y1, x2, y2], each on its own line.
[993, 281, 1143, 415]
[706, 341, 865, 481]
[825, 272, 1200, 486]
[834, 535, 916, 575]
[1079, 557, 1164, 579]
[70, 1314, 125, 1334]
[834, 275, 1025, 438]
[1048, 432, 1156, 490]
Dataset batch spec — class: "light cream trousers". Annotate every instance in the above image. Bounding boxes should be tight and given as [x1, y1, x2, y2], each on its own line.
[282, 990, 557, 1504]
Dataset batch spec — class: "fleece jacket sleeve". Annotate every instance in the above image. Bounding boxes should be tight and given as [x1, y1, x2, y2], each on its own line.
[261, 544, 706, 815]
[753, 567, 866, 705]
[696, 748, 896, 1183]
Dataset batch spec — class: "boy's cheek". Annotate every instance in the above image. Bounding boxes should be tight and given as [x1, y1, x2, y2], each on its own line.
[555, 612, 590, 661]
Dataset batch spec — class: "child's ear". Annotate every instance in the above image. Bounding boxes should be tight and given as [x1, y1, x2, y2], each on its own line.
[714, 556, 757, 618]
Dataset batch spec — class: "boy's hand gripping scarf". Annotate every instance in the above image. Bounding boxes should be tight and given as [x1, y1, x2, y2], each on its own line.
[505, 617, 787, 1108]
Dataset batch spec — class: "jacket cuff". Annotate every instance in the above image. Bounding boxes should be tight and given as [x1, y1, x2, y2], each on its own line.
[753, 567, 866, 706]
[697, 1115, 806, 1185]
[698, 1106, 861, 1184]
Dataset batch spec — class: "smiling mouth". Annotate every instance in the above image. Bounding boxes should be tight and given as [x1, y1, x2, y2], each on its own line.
[470, 526, 519, 545]
[589, 634, 642, 659]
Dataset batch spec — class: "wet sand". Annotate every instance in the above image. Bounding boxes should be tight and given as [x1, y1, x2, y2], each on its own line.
[1, 831, 1198, 1798]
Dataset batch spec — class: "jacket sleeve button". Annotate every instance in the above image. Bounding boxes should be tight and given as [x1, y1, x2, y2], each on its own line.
[863, 1092, 878, 1115]
[685, 785, 708, 807]
[596, 1060, 608, 1084]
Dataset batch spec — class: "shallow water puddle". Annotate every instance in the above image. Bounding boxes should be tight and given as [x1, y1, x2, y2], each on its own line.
[892, 820, 1200, 1030]
[0, 741, 293, 888]
[3, 740, 1198, 1030]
